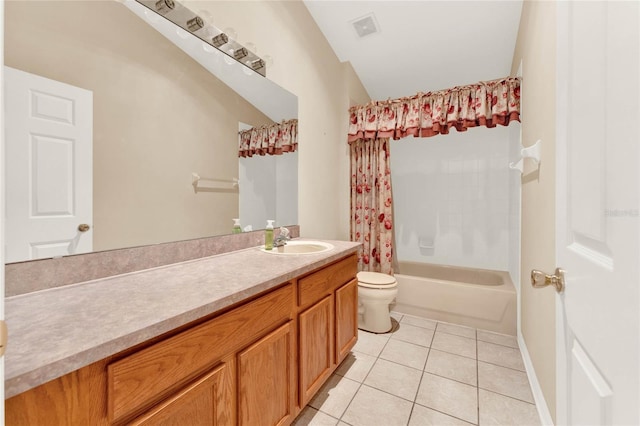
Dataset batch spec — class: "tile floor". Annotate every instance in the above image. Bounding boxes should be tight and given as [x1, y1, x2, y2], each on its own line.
[292, 312, 540, 426]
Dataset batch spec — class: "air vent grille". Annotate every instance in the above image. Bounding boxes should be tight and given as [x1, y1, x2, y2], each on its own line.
[351, 13, 379, 38]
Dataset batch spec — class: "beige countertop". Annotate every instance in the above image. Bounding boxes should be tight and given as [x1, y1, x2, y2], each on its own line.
[5, 239, 360, 399]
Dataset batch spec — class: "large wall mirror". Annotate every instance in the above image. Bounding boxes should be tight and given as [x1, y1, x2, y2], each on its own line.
[4, 0, 298, 263]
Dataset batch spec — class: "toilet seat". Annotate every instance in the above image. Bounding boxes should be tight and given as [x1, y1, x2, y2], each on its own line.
[357, 271, 397, 289]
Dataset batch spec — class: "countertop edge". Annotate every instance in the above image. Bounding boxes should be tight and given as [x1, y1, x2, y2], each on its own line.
[5, 241, 360, 398]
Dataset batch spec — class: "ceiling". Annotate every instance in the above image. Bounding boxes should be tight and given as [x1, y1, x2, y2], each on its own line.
[303, 0, 523, 101]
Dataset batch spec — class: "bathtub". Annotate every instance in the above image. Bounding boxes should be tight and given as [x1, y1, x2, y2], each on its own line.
[392, 261, 516, 335]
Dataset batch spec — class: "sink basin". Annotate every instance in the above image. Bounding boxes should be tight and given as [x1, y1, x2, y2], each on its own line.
[261, 240, 334, 255]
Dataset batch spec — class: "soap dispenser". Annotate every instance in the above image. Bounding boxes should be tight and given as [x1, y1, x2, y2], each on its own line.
[264, 220, 275, 250]
[232, 218, 242, 234]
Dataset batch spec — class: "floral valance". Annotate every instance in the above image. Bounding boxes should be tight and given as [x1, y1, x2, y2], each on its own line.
[347, 77, 521, 143]
[238, 119, 298, 158]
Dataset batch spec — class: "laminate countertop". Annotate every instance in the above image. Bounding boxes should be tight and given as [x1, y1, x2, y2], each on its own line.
[5, 239, 360, 398]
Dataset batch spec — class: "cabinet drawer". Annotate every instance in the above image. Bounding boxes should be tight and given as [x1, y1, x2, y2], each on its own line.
[298, 255, 357, 308]
[108, 283, 293, 424]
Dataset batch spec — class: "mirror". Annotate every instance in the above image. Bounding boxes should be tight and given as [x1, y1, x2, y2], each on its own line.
[4, 0, 298, 263]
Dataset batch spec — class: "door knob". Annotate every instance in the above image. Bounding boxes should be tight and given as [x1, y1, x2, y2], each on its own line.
[531, 268, 565, 293]
[78, 224, 91, 232]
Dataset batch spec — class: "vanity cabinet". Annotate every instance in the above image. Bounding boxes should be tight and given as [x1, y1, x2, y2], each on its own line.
[6, 253, 358, 426]
[297, 255, 358, 407]
[129, 361, 232, 426]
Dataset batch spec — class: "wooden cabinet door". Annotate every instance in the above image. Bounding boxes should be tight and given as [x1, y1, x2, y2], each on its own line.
[237, 322, 294, 426]
[335, 279, 358, 365]
[298, 296, 333, 406]
[130, 361, 233, 426]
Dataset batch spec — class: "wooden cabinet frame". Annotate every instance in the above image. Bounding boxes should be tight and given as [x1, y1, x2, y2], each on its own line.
[6, 254, 358, 426]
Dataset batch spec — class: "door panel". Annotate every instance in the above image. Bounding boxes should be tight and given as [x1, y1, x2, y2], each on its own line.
[335, 279, 358, 365]
[4, 66, 93, 262]
[298, 296, 332, 406]
[556, 2, 639, 424]
[237, 322, 293, 426]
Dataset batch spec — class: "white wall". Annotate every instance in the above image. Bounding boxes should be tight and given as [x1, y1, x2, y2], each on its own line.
[508, 122, 522, 290]
[390, 126, 512, 271]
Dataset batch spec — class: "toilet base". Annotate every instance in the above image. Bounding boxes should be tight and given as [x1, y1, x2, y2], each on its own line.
[358, 300, 394, 333]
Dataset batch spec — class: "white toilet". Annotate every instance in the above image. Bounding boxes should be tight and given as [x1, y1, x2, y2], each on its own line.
[357, 271, 398, 333]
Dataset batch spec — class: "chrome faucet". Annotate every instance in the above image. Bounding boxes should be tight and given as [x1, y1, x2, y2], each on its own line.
[273, 227, 291, 247]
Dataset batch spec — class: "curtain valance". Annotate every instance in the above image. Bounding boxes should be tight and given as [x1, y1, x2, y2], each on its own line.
[347, 77, 521, 143]
[239, 118, 298, 158]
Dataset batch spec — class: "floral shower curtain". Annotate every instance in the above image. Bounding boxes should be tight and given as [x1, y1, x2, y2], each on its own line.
[347, 77, 521, 142]
[348, 76, 521, 275]
[350, 138, 394, 274]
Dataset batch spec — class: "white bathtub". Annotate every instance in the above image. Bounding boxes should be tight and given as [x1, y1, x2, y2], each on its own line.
[392, 261, 516, 335]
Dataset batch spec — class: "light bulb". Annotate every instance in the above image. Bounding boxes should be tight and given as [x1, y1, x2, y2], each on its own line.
[224, 52, 235, 66]
[223, 27, 237, 40]
[176, 27, 189, 39]
[144, 9, 160, 23]
[202, 41, 215, 53]
[197, 9, 213, 25]
[242, 65, 255, 76]
[262, 55, 274, 67]
[245, 42, 257, 54]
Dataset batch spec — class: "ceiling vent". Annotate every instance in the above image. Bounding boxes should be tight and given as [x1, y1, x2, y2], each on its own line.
[350, 13, 380, 38]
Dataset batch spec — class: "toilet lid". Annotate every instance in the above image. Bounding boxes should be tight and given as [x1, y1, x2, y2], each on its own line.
[357, 271, 397, 288]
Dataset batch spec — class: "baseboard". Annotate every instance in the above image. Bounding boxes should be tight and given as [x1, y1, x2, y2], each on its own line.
[518, 334, 555, 425]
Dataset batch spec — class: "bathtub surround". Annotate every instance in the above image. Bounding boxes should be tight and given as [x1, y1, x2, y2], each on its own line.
[391, 127, 512, 271]
[393, 261, 516, 335]
[5, 226, 299, 297]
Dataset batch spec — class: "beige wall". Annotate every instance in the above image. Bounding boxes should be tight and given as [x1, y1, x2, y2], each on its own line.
[5, 1, 271, 252]
[188, 1, 371, 240]
[511, 0, 557, 421]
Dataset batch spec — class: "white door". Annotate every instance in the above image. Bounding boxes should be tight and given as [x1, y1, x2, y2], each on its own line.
[4, 67, 93, 263]
[555, 2, 639, 425]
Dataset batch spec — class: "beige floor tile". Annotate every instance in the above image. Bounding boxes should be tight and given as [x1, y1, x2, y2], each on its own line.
[431, 332, 477, 359]
[334, 351, 377, 383]
[363, 358, 422, 401]
[342, 385, 413, 426]
[380, 338, 430, 371]
[308, 375, 360, 419]
[478, 362, 533, 403]
[292, 406, 339, 426]
[353, 329, 391, 357]
[391, 323, 435, 347]
[409, 404, 475, 426]
[477, 330, 518, 349]
[390, 311, 404, 322]
[478, 341, 525, 371]
[401, 314, 438, 330]
[425, 349, 478, 386]
[436, 322, 477, 339]
[416, 373, 478, 424]
[479, 389, 540, 425]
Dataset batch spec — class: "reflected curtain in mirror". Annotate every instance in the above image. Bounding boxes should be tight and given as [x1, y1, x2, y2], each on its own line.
[238, 119, 298, 158]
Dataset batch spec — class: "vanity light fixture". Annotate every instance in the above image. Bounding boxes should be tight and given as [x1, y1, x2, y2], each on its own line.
[233, 47, 248, 60]
[137, 0, 267, 76]
[211, 33, 228, 48]
[186, 16, 204, 32]
[154, 0, 174, 15]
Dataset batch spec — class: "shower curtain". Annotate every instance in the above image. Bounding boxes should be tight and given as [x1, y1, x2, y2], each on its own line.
[350, 138, 394, 274]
